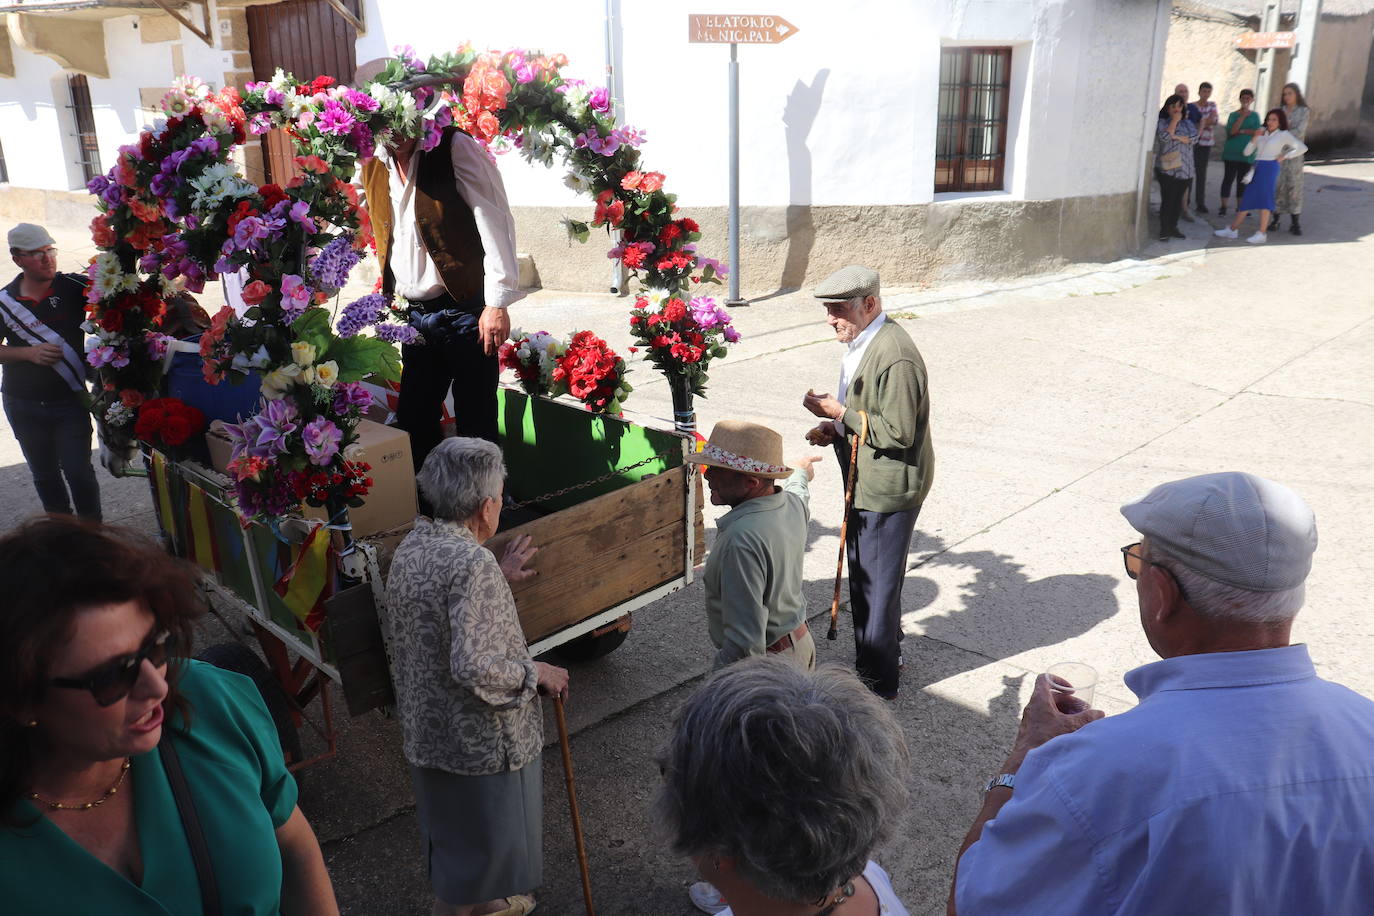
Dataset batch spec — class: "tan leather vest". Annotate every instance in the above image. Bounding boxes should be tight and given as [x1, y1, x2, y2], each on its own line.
[360, 127, 486, 302]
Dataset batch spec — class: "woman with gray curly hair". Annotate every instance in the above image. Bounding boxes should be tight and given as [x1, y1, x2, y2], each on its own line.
[384, 437, 569, 916]
[657, 656, 911, 915]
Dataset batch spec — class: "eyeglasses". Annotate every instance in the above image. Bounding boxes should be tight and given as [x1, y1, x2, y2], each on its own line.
[16, 247, 58, 260]
[1121, 542, 1190, 601]
[51, 629, 171, 707]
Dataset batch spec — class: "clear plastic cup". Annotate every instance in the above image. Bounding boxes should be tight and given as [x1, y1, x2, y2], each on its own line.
[1045, 662, 1098, 711]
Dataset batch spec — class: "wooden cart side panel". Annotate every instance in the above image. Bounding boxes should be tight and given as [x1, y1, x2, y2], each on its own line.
[515, 522, 683, 642]
[485, 466, 690, 643]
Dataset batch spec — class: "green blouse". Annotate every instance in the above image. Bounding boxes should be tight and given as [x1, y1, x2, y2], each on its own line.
[1223, 111, 1261, 162]
[1, 660, 298, 915]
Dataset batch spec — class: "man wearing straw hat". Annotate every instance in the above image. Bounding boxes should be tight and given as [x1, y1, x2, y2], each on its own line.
[803, 265, 934, 700]
[698, 420, 822, 671]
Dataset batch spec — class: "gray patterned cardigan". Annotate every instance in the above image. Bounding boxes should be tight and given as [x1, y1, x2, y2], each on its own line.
[382, 517, 542, 775]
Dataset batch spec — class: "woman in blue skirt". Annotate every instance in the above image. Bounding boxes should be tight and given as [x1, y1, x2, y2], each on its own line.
[1214, 108, 1307, 245]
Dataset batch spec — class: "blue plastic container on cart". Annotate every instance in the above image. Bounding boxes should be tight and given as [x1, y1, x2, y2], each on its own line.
[166, 335, 263, 423]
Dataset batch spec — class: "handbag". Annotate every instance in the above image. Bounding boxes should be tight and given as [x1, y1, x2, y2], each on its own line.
[1159, 150, 1183, 172]
[159, 736, 223, 916]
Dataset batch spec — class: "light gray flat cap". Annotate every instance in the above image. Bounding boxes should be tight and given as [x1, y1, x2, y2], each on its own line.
[1121, 471, 1317, 591]
[814, 264, 880, 300]
[8, 223, 55, 251]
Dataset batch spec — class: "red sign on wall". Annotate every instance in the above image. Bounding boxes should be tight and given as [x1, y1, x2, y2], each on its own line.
[1234, 31, 1297, 50]
[688, 14, 799, 44]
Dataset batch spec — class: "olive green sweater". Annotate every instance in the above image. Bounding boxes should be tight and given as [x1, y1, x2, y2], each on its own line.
[836, 319, 935, 513]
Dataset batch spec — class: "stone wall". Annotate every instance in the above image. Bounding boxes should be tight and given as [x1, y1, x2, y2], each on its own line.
[1306, 12, 1374, 149]
[511, 193, 1140, 296]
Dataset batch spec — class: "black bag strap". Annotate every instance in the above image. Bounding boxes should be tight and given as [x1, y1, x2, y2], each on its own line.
[158, 736, 222, 916]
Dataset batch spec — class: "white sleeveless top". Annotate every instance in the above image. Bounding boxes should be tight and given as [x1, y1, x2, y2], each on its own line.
[720, 861, 909, 915]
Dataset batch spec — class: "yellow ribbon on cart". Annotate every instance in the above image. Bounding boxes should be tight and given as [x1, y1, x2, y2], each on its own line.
[273, 524, 332, 631]
[150, 452, 177, 539]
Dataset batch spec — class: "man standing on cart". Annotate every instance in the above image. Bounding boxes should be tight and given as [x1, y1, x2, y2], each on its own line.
[360, 116, 525, 473]
[802, 265, 934, 700]
[0, 223, 101, 520]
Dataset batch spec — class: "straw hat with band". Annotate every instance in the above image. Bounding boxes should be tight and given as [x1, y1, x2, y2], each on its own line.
[696, 420, 794, 480]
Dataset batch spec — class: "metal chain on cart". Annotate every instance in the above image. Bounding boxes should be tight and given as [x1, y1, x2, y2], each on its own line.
[505, 449, 686, 511]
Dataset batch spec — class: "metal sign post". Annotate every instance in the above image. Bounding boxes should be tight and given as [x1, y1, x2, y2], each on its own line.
[689, 14, 799, 308]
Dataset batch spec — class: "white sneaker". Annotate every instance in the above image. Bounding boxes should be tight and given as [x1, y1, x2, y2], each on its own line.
[1247, 232, 1267, 245]
[1214, 227, 1239, 239]
[690, 881, 728, 914]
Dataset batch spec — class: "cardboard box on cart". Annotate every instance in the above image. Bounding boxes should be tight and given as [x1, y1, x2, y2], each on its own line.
[205, 418, 417, 538]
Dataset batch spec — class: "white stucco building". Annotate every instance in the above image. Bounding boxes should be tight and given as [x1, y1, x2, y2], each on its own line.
[1, 0, 1180, 293]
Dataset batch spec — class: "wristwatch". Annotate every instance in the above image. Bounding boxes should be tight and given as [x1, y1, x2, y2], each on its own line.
[984, 773, 1016, 792]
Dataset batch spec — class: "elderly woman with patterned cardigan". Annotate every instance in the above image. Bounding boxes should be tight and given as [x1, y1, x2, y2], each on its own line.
[383, 437, 569, 916]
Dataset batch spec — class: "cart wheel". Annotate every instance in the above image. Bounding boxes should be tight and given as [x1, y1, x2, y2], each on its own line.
[551, 625, 630, 663]
[195, 642, 305, 771]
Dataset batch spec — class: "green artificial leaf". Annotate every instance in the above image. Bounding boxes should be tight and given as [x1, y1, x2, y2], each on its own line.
[289, 309, 334, 357]
[331, 335, 402, 383]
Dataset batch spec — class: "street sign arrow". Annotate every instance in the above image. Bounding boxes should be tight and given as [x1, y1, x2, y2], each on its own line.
[688, 14, 801, 44]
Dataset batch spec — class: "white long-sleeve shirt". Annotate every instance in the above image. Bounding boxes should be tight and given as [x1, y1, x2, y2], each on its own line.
[375, 132, 526, 309]
[1244, 129, 1308, 163]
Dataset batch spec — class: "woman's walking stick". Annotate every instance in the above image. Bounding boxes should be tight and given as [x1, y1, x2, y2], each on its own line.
[828, 411, 868, 640]
[554, 694, 595, 916]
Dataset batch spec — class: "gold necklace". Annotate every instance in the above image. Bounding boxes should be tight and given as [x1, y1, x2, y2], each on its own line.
[815, 880, 856, 915]
[29, 758, 131, 811]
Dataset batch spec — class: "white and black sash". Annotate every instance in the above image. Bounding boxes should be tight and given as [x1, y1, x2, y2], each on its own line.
[0, 287, 88, 394]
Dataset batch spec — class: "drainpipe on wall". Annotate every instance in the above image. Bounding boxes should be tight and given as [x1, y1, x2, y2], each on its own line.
[1255, 0, 1282, 109]
[605, 0, 627, 295]
[1135, 0, 1172, 246]
[1287, 0, 1323, 102]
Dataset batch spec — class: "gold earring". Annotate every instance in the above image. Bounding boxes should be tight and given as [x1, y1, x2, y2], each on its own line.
[24, 720, 37, 728]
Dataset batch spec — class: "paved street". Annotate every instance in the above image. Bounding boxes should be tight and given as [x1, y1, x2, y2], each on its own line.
[3, 152, 1372, 915]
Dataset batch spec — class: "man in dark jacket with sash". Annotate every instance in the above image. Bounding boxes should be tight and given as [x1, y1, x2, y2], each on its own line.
[360, 125, 524, 471]
[1, 223, 101, 520]
[803, 265, 934, 699]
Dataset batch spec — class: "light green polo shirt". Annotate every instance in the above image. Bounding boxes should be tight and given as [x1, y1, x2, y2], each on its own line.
[705, 471, 811, 668]
[1, 660, 298, 915]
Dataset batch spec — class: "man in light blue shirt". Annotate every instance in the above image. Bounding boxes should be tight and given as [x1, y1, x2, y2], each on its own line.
[951, 472, 1374, 915]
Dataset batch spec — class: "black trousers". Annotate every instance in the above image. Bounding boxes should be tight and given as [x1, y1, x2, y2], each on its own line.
[3, 393, 101, 520]
[1220, 160, 1249, 202]
[846, 504, 921, 697]
[1193, 145, 1213, 208]
[1156, 172, 1190, 236]
[395, 290, 498, 473]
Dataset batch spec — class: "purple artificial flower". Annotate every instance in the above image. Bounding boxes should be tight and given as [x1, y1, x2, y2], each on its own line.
[87, 174, 111, 196]
[140, 251, 163, 274]
[317, 100, 356, 136]
[414, 87, 434, 109]
[279, 274, 312, 316]
[433, 105, 453, 128]
[302, 416, 342, 466]
[689, 296, 732, 331]
[588, 87, 611, 112]
[188, 136, 220, 158]
[395, 44, 426, 71]
[723, 326, 741, 344]
[254, 398, 299, 456]
[348, 122, 376, 159]
[181, 261, 206, 293]
[336, 292, 388, 338]
[149, 173, 175, 200]
[344, 88, 379, 113]
[697, 256, 730, 279]
[222, 416, 264, 461]
[331, 381, 373, 415]
[575, 128, 620, 157]
[117, 142, 142, 162]
[375, 323, 422, 345]
[233, 215, 268, 249]
[264, 87, 286, 106]
[310, 236, 361, 290]
[287, 200, 316, 234]
[612, 126, 647, 149]
[420, 120, 443, 152]
[145, 333, 170, 361]
[101, 183, 125, 208]
[85, 343, 117, 368]
[249, 113, 275, 135]
[515, 64, 535, 84]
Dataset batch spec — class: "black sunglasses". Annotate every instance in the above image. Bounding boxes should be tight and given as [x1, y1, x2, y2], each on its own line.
[51, 629, 171, 707]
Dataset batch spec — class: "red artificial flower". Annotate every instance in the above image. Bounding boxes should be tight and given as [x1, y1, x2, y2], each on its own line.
[592, 190, 625, 229]
[259, 183, 288, 209]
[90, 214, 117, 248]
[119, 389, 145, 409]
[294, 155, 331, 175]
[226, 200, 257, 235]
[100, 310, 125, 332]
[621, 171, 644, 191]
[662, 300, 688, 323]
[678, 217, 700, 233]
[241, 280, 272, 305]
[639, 172, 666, 192]
[621, 244, 649, 269]
[658, 222, 682, 247]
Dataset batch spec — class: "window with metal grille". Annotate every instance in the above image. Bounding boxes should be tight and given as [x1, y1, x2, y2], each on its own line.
[67, 74, 102, 185]
[935, 47, 1012, 193]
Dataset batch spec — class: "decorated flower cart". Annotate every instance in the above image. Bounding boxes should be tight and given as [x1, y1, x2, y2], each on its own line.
[85, 45, 733, 767]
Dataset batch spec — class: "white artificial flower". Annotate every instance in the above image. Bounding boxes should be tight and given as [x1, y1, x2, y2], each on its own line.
[313, 360, 339, 386]
[343, 443, 364, 460]
[290, 341, 317, 367]
[563, 171, 590, 193]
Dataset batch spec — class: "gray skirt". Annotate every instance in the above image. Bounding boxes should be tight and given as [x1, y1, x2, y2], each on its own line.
[410, 761, 543, 905]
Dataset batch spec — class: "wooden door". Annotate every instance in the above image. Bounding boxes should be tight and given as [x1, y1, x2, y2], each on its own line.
[246, 0, 360, 184]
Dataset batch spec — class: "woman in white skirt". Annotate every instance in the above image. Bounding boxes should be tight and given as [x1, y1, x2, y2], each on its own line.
[384, 438, 570, 916]
[1273, 83, 1310, 236]
[1214, 108, 1307, 245]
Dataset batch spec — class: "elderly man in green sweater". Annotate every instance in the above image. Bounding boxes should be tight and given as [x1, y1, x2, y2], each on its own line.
[699, 420, 822, 671]
[803, 265, 934, 699]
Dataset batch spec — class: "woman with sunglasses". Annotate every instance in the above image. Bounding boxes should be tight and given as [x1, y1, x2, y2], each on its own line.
[0, 515, 339, 915]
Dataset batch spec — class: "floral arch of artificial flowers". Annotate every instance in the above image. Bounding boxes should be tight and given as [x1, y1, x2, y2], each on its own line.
[84, 44, 736, 523]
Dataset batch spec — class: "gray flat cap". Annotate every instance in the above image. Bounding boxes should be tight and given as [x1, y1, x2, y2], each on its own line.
[8, 223, 55, 251]
[1121, 471, 1317, 591]
[814, 264, 880, 300]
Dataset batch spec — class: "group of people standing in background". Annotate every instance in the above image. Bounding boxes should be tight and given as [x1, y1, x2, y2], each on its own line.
[1155, 81, 1310, 245]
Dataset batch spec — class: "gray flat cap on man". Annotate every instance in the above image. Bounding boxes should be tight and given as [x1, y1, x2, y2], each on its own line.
[1121, 471, 1318, 592]
[814, 265, 880, 300]
[8, 223, 55, 251]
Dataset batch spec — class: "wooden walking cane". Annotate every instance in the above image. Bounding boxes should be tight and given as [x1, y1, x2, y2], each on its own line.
[828, 411, 868, 640]
[553, 695, 596, 916]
